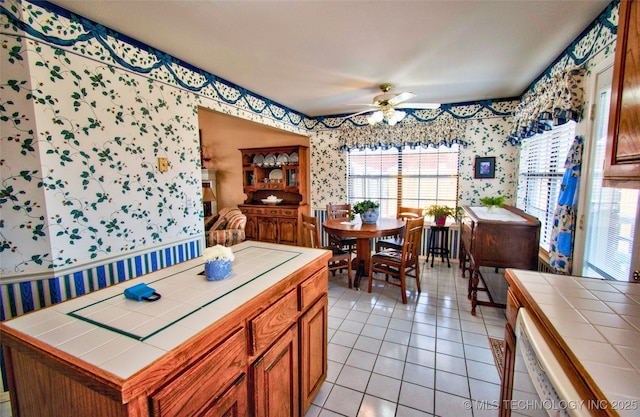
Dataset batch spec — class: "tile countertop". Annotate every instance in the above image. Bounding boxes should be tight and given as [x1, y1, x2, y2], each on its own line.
[506, 269, 640, 416]
[2, 241, 329, 381]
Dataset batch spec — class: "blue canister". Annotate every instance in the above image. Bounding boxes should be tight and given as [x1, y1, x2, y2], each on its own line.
[205, 260, 232, 281]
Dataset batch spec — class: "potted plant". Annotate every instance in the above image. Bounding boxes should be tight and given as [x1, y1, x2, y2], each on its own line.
[425, 204, 455, 226]
[479, 196, 505, 212]
[202, 244, 235, 280]
[353, 200, 380, 224]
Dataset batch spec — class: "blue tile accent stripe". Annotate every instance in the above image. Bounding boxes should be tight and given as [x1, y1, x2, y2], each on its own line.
[0, 239, 202, 322]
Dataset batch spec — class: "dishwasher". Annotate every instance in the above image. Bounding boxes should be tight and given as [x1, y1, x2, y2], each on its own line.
[509, 308, 591, 417]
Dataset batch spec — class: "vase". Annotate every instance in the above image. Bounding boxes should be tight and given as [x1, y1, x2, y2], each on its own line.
[360, 208, 379, 224]
[435, 215, 447, 226]
[205, 259, 232, 281]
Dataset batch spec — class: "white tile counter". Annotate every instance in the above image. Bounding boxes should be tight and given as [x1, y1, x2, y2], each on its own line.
[506, 269, 640, 416]
[2, 241, 328, 380]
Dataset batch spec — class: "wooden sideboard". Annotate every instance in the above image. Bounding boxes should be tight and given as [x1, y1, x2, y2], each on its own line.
[0, 242, 330, 417]
[460, 205, 540, 315]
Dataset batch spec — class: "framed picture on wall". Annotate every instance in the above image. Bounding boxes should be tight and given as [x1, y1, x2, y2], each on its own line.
[474, 156, 495, 179]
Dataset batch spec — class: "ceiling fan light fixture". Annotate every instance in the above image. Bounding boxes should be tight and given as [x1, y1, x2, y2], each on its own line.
[387, 110, 406, 125]
[368, 111, 384, 125]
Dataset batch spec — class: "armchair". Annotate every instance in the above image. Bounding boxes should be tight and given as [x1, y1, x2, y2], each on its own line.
[205, 207, 247, 247]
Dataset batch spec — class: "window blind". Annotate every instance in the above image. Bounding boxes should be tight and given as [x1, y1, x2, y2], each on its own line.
[516, 122, 575, 250]
[347, 146, 459, 218]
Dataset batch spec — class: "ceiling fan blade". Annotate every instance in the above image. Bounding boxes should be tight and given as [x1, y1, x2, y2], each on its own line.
[344, 108, 377, 119]
[388, 91, 416, 106]
[396, 102, 441, 110]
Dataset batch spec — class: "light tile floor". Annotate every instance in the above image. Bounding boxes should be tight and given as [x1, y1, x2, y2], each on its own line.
[305, 259, 506, 417]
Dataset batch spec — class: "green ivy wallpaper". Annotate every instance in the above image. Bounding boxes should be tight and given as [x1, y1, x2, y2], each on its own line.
[0, 0, 618, 322]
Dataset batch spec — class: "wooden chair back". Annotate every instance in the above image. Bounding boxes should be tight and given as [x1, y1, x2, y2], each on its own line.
[368, 216, 424, 303]
[301, 214, 353, 288]
[326, 204, 352, 220]
[397, 206, 424, 221]
[301, 214, 321, 249]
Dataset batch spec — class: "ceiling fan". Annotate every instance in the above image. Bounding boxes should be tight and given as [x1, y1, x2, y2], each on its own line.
[347, 83, 440, 125]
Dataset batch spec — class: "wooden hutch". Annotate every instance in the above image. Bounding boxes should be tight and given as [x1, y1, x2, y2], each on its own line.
[239, 145, 309, 246]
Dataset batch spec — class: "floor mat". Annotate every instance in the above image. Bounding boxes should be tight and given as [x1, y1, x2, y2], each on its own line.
[489, 337, 504, 380]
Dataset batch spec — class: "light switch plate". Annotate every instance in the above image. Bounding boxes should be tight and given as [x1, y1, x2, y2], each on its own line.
[158, 157, 168, 172]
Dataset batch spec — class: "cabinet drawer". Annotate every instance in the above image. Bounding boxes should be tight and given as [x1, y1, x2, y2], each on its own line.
[151, 327, 247, 417]
[240, 206, 265, 215]
[264, 208, 297, 217]
[299, 269, 328, 311]
[257, 182, 282, 190]
[250, 290, 298, 354]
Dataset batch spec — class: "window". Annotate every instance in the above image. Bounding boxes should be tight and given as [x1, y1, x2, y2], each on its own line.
[516, 122, 575, 251]
[581, 68, 639, 281]
[347, 145, 460, 218]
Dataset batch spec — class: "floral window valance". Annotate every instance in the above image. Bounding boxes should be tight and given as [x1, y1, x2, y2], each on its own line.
[508, 67, 586, 145]
[338, 116, 468, 151]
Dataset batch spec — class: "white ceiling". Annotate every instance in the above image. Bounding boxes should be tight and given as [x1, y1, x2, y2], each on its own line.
[49, 0, 611, 117]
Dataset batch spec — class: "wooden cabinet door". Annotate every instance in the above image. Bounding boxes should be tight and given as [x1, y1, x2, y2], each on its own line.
[252, 325, 299, 417]
[299, 296, 327, 414]
[199, 374, 248, 417]
[499, 323, 516, 417]
[278, 218, 297, 245]
[604, 0, 640, 187]
[258, 217, 278, 242]
[245, 215, 258, 240]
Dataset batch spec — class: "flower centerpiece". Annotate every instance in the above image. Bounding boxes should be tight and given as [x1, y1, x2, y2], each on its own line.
[353, 200, 380, 224]
[202, 244, 235, 281]
[425, 204, 455, 226]
[479, 196, 505, 212]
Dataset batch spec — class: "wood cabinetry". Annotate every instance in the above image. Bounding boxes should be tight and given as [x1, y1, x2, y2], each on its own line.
[300, 295, 328, 412]
[239, 146, 309, 245]
[252, 325, 299, 417]
[150, 327, 248, 417]
[604, 0, 640, 188]
[240, 205, 305, 246]
[460, 205, 540, 315]
[0, 242, 330, 417]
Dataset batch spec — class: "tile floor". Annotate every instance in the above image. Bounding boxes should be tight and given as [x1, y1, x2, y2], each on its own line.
[304, 259, 506, 417]
[0, 259, 506, 417]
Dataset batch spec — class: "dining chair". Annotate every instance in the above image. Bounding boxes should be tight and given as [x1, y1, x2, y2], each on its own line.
[375, 206, 424, 252]
[326, 203, 357, 254]
[367, 216, 424, 303]
[301, 214, 353, 288]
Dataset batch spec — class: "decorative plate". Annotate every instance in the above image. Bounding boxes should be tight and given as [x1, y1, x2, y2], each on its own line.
[276, 153, 289, 165]
[264, 154, 276, 166]
[269, 169, 283, 180]
[289, 152, 299, 164]
[253, 154, 264, 166]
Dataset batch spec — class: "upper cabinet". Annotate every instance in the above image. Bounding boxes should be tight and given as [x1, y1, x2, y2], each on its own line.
[604, 0, 640, 188]
[240, 145, 308, 205]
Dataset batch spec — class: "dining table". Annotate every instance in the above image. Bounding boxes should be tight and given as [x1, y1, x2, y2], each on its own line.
[322, 217, 405, 288]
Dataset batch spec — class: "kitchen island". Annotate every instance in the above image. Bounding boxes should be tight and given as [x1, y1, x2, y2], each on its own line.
[0, 241, 331, 417]
[501, 269, 640, 417]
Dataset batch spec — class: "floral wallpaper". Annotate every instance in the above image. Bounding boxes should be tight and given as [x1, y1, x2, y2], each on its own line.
[0, 0, 619, 323]
[309, 102, 519, 210]
[1, 0, 308, 282]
